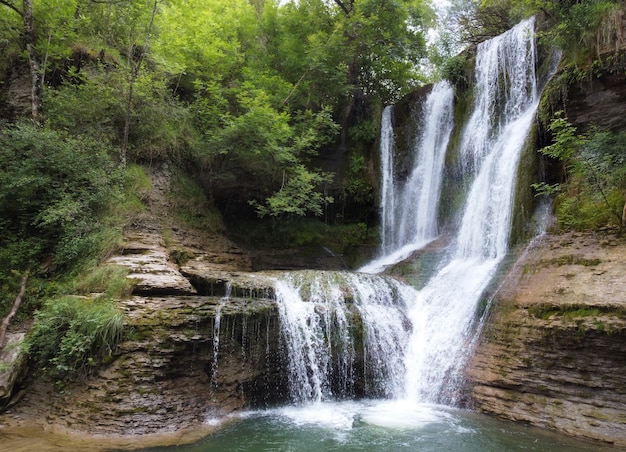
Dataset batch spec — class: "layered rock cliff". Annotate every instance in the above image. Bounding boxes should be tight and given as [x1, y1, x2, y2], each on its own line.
[467, 231, 626, 447]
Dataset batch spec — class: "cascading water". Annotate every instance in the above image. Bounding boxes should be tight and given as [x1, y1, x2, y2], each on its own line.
[378, 105, 396, 255]
[271, 15, 546, 416]
[272, 271, 416, 404]
[361, 81, 455, 274]
[210, 283, 232, 386]
[404, 16, 540, 404]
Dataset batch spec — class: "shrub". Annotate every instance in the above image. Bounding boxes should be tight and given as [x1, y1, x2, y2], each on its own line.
[539, 113, 626, 230]
[0, 123, 123, 271]
[27, 296, 125, 382]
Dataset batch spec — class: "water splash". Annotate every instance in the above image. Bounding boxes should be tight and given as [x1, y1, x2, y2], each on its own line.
[272, 271, 415, 403]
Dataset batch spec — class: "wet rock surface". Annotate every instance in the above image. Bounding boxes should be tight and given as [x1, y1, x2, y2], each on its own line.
[2, 292, 284, 439]
[467, 231, 626, 447]
[0, 165, 285, 443]
[566, 59, 626, 133]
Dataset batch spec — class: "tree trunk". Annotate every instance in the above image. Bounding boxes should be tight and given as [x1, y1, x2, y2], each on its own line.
[121, 0, 159, 168]
[23, 0, 42, 122]
[0, 271, 29, 350]
[333, 0, 354, 16]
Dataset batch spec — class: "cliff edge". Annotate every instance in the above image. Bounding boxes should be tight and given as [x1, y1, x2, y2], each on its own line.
[467, 230, 626, 447]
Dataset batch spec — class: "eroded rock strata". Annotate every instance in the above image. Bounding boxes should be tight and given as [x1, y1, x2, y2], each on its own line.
[467, 231, 626, 447]
[2, 164, 625, 449]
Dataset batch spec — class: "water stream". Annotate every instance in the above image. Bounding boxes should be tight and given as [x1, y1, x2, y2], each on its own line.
[403, 17, 540, 403]
[272, 16, 540, 407]
[361, 80, 454, 274]
[210, 283, 231, 386]
[125, 16, 613, 452]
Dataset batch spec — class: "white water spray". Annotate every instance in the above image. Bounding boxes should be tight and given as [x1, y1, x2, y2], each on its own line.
[273, 271, 415, 403]
[403, 17, 539, 403]
[272, 17, 549, 411]
[361, 81, 455, 273]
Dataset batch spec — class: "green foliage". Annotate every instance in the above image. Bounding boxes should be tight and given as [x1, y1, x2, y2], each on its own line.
[125, 163, 151, 199]
[197, 81, 340, 218]
[349, 119, 377, 143]
[530, 181, 561, 197]
[44, 71, 126, 141]
[538, 112, 626, 230]
[46, 70, 198, 162]
[128, 73, 201, 162]
[251, 165, 334, 218]
[261, 0, 348, 110]
[441, 54, 470, 87]
[506, 0, 620, 64]
[0, 1, 21, 80]
[345, 0, 430, 101]
[0, 123, 123, 271]
[72, 264, 134, 300]
[342, 153, 375, 206]
[27, 296, 125, 382]
[153, 0, 256, 78]
[169, 173, 225, 232]
[547, 0, 619, 64]
[540, 112, 582, 164]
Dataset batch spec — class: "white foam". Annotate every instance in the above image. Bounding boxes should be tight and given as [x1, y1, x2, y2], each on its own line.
[359, 400, 450, 429]
[275, 401, 360, 430]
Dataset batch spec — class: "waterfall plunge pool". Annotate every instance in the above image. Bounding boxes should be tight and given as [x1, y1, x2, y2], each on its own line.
[139, 401, 615, 451]
[0, 401, 616, 450]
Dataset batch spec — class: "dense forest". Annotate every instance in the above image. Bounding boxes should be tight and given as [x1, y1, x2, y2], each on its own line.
[1, 0, 625, 382]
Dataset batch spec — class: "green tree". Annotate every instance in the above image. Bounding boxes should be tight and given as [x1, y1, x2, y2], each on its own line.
[0, 123, 122, 272]
[199, 82, 339, 217]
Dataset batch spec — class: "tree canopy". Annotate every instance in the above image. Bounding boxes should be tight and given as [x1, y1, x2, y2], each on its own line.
[0, 0, 431, 216]
[0, 0, 434, 292]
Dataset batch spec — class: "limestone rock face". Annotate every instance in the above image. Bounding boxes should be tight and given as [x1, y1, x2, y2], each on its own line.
[0, 333, 27, 407]
[13, 292, 285, 437]
[566, 60, 626, 133]
[108, 243, 198, 296]
[467, 232, 626, 447]
[0, 164, 285, 436]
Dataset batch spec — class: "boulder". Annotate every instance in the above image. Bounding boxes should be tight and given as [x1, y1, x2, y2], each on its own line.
[0, 332, 27, 408]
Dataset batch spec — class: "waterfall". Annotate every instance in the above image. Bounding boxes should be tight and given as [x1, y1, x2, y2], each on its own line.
[379, 105, 396, 254]
[361, 81, 455, 273]
[404, 16, 540, 403]
[210, 283, 231, 386]
[271, 17, 548, 408]
[273, 271, 415, 404]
